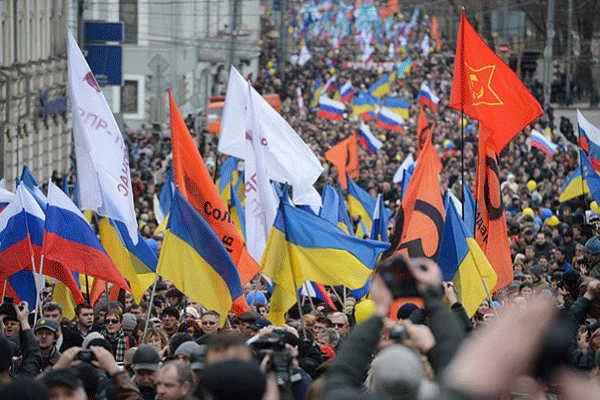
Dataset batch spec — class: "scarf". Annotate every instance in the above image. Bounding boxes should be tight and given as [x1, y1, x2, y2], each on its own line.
[102, 329, 127, 363]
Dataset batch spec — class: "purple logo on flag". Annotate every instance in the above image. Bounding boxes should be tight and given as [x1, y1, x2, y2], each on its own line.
[83, 72, 101, 93]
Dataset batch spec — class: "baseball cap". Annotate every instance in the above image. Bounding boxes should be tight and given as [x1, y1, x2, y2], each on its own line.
[174, 341, 202, 358]
[132, 344, 160, 371]
[34, 318, 59, 334]
[249, 318, 272, 331]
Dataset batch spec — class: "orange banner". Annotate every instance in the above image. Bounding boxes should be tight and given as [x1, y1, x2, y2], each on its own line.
[474, 126, 513, 292]
[384, 140, 445, 261]
[417, 104, 434, 156]
[449, 11, 542, 153]
[325, 133, 359, 190]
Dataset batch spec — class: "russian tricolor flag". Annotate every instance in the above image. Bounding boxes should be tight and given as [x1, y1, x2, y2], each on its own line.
[317, 96, 345, 120]
[578, 110, 600, 172]
[339, 81, 354, 103]
[324, 75, 337, 92]
[299, 281, 336, 310]
[0, 187, 14, 213]
[418, 83, 439, 111]
[43, 182, 131, 292]
[358, 122, 383, 155]
[376, 107, 404, 132]
[531, 129, 557, 158]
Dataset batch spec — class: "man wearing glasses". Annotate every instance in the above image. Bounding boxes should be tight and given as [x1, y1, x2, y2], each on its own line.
[328, 312, 350, 339]
[200, 311, 220, 336]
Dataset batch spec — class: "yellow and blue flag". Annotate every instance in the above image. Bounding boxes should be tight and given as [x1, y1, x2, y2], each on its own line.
[217, 157, 238, 195]
[262, 201, 390, 325]
[580, 150, 600, 205]
[229, 181, 246, 241]
[352, 91, 379, 121]
[369, 73, 394, 98]
[157, 189, 243, 325]
[319, 184, 353, 234]
[383, 97, 409, 119]
[99, 218, 157, 302]
[347, 175, 392, 237]
[463, 181, 477, 236]
[437, 197, 497, 317]
[370, 194, 388, 242]
[312, 78, 323, 108]
[560, 167, 590, 202]
[396, 57, 412, 77]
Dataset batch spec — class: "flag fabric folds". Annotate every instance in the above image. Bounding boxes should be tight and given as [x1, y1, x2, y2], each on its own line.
[417, 83, 439, 112]
[229, 182, 246, 241]
[262, 201, 390, 325]
[383, 98, 409, 119]
[347, 176, 391, 236]
[385, 140, 445, 260]
[417, 104, 434, 155]
[376, 107, 404, 132]
[396, 57, 412, 77]
[0, 187, 14, 212]
[319, 184, 340, 226]
[370, 194, 388, 242]
[67, 29, 138, 244]
[317, 96, 345, 120]
[473, 128, 513, 291]
[393, 154, 415, 184]
[352, 91, 379, 121]
[578, 110, 600, 172]
[170, 89, 260, 286]
[580, 151, 600, 206]
[339, 81, 354, 103]
[438, 197, 497, 317]
[325, 133, 359, 189]
[531, 129, 557, 157]
[312, 78, 323, 108]
[369, 73, 394, 97]
[463, 181, 477, 237]
[43, 183, 131, 292]
[358, 122, 383, 155]
[157, 189, 244, 326]
[559, 167, 590, 202]
[98, 218, 157, 302]
[449, 11, 543, 153]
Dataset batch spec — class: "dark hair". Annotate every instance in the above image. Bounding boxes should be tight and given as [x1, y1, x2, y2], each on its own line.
[43, 302, 63, 316]
[206, 332, 247, 354]
[519, 282, 534, 292]
[169, 333, 193, 354]
[75, 302, 93, 317]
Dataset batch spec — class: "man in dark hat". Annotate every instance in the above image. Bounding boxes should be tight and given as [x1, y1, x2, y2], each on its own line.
[586, 236, 600, 279]
[165, 288, 184, 310]
[132, 344, 160, 400]
[34, 318, 61, 372]
[161, 307, 180, 337]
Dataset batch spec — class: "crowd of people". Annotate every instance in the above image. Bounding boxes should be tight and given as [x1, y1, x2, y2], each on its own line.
[6, 2, 600, 400]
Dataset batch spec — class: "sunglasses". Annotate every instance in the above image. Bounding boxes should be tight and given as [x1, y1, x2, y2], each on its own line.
[202, 321, 217, 326]
[332, 322, 346, 328]
[106, 318, 120, 325]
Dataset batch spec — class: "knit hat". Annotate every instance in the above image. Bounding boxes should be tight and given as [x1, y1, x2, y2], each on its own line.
[197, 360, 266, 400]
[585, 236, 600, 255]
[184, 306, 200, 320]
[122, 313, 137, 331]
[81, 332, 104, 349]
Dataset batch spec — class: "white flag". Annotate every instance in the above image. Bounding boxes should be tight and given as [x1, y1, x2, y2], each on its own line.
[245, 82, 280, 262]
[393, 153, 415, 184]
[67, 29, 138, 243]
[219, 67, 323, 212]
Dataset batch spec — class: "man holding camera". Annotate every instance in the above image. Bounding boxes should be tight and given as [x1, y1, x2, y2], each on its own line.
[34, 318, 61, 372]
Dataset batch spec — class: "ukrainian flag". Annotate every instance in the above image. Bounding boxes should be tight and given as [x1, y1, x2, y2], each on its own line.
[369, 73, 393, 98]
[312, 77, 323, 108]
[157, 189, 243, 325]
[217, 156, 238, 195]
[352, 91, 379, 118]
[347, 176, 391, 237]
[262, 201, 390, 325]
[99, 218, 157, 302]
[229, 181, 246, 241]
[383, 97, 409, 119]
[560, 167, 590, 202]
[396, 57, 412, 77]
[437, 197, 497, 317]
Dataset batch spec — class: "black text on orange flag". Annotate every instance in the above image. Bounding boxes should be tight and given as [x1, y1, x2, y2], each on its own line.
[325, 133, 359, 189]
[169, 89, 260, 285]
[474, 126, 513, 292]
[384, 141, 445, 260]
[449, 11, 542, 153]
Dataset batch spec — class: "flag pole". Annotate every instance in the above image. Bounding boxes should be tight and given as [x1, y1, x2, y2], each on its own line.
[1, 280, 6, 303]
[461, 107, 465, 219]
[85, 275, 90, 304]
[303, 283, 315, 309]
[143, 274, 159, 340]
[481, 278, 499, 315]
[34, 255, 44, 327]
[291, 278, 308, 339]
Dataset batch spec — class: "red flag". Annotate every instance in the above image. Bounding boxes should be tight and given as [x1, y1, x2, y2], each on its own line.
[384, 140, 445, 260]
[170, 90, 255, 314]
[325, 133, 359, 189]
[474, 126, 513, 291]
[416, 104, 434, 156]
[449, 11, 542, 152]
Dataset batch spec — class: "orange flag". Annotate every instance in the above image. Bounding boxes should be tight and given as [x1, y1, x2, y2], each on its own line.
[449, 10, 542, 153]
[474, 126, 512, 292]
[325, 133, 359, 189]
[431, 16, 442, 52]
[169, 89, 254, 314]
[416, 104, 434, 156]
[384, 140, 445, 260]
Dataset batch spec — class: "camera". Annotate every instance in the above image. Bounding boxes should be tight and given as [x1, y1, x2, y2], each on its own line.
[388, 324, 409, 343]
[251, 331, 291, 374]
[74, 349, 97, 362]
[376, 254, 419, 299]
